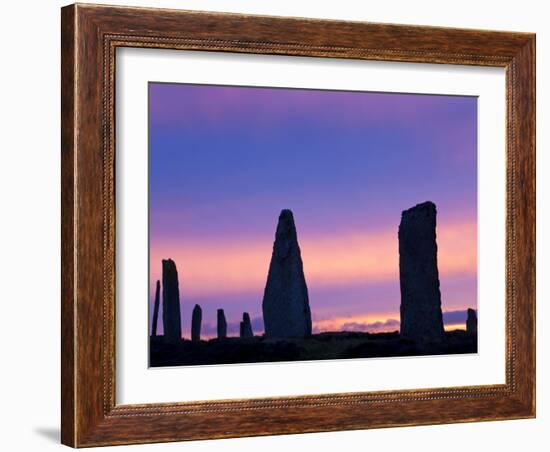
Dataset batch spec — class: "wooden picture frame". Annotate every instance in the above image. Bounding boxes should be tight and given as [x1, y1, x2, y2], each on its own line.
[61, 3, 535, 447]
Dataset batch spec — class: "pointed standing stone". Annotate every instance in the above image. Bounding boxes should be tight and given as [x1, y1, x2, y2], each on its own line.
[399, 202, 445, 341]
[240, 312, 253, 338]
[191, 304, 202, 342]
[217, 309, 227, 339]
[151, 280, 161, 336]
[262, 209, 312, 338]
[466, 308, 478, 335]
[162, 259, 182, 342]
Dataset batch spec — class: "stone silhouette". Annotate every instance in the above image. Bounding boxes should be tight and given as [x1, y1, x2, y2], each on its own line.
[162, 259, 182, 342]
[191, 304, 202, 342]
[466, 308, 478, 335]
[240, 312, 253, 338]
[151, 280, 161, 337]
[399, 202, 445, 341]
[217, 309, 227, 339]
[262, 209, 312, 338]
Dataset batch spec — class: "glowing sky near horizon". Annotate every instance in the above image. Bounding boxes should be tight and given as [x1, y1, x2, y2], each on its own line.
[148, 83, 478, 338]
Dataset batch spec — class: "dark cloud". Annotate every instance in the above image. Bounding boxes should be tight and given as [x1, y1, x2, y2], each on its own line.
[200, 316, 264, 338]
[311, 309, 472, 334]
[199, 311, 472, 337]
[341, 319, 400, 333]
[442, 309, 471, 324]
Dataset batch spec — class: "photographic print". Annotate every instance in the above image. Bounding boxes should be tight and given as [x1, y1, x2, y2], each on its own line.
[148, 82, 478, 367]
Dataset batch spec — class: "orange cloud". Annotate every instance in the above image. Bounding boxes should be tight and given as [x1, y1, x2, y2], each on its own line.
[444, 322, 467, 332]
[312, 313, 467, 334]
[150, 219, 476, 298]
[312, 312, 399, 333]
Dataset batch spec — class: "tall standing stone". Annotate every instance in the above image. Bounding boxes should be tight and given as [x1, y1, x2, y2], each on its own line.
[262, 209, 312, 338]
[240, 312, 253, 338]
[191, 304, 202, 342]
[399, 202, 445, 341]
[217, 309, 227, 339]
[466, 308, 478, 335]
[162, 259, 182, 342]
[151, 280, 161, 337]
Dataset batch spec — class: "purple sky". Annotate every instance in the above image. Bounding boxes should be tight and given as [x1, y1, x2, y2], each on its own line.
[148, 83, 478, 338]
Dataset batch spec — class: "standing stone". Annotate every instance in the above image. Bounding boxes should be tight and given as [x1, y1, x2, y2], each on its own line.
[262, 209, 312, 338]
[191, 304, 202, 342]
[162, 259, 182, 342]
[151, 280, 161, 337]
[399, 202, 445, 341]
[217, 309, 227, 339]
[240, 312, 253, 338]
[466, 308, 478, 335]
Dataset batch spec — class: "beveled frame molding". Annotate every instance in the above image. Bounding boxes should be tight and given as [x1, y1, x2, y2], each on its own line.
[61, 3, 535, 447]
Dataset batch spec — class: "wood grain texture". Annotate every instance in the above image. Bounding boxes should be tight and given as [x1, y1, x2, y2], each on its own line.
[60, 3, 536, 447]
[60, 5, 76, 447]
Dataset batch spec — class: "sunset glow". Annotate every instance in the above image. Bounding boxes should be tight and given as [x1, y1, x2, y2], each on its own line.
[148, 83, 478, 338]
[149, 219, 476, 299]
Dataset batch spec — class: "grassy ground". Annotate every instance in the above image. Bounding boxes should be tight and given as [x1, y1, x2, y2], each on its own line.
[149, 330, 477, 367]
